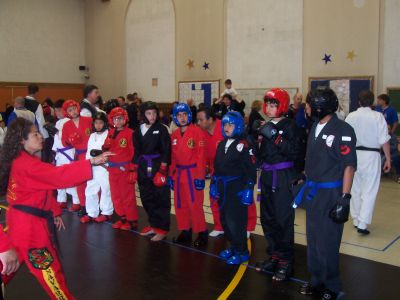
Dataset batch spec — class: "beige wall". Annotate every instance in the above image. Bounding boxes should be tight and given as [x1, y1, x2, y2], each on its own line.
[303, 0, 380, 94]
[0, 0, 85, 84]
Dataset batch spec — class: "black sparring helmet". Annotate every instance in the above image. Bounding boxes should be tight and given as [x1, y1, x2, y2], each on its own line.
[308, 86, 339, 120]
[140, 101, 159, 124]
[92, 111, 108, 132]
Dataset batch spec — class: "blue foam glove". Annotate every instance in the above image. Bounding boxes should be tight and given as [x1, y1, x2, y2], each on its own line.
[168, 176, 174, 190]
[237, 184, 254, 206]
[209, 179, 220, 199]
[194, 179, 205, 190]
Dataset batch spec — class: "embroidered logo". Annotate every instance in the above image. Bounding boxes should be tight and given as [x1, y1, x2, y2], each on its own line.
[172, 139, 177, 146]
[153, 130, 159, 134]
[187, 138, 195, 149]
[236, 143, 244, 152]
[326, 135, 335, 147]
[340, 145, 351, 155]
[28, 248, 54, 270]
[119, 138, 127, 148]
[85, 128, 91, 136]
[6, 178, 17, 201]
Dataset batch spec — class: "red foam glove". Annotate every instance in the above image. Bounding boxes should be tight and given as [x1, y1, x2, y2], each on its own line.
[153, 165, 168, 187]
[127, 164, 138, 184]
[68, 132, 82, 146]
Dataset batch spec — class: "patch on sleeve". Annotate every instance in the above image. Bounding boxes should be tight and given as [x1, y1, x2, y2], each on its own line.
[340, 145, 351, 155]
[341, 136, 352, 141]
[28, 248, 54, 270]
[236, 143, 244, 152]
[326, 135, 335, 147]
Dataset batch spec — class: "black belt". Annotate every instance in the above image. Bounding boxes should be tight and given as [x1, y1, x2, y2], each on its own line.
[12, 205, 60, 255]
[356, 146, 380, 152]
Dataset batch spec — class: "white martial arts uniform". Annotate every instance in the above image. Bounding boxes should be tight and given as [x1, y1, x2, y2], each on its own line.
[85, 130, 113, 218]
[345, 107, 390, 229]
[52, 118, 79, 204]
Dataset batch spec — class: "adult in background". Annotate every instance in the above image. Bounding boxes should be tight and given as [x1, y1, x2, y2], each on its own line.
[187, 98, 197, 124]
[81, 85, 100, 118]
[117, 96, 128, 110]
[287, 92, 304, 120]
[7, 97, 36, 125]
[247, 100, 264, 139]
[375, 93, 399, 134]
[126, 93, 139, 130]
[24, 84, 48, 143]
[345, 90, 391, 235]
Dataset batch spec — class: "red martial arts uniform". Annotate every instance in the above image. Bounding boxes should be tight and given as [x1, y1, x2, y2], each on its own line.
[61, 116, 92, 206]
[105, 127, 137, 222]
[204, 119, 257, 232]
[170, 124, 206, 233]
[4, 151, 93, 300]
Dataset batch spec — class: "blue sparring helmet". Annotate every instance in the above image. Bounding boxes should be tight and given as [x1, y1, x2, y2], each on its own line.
[172, 102, 192, 126]
[221, 111, 245, 138]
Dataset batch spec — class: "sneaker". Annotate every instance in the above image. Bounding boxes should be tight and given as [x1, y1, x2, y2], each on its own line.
[59, 202, 68, 209]
[140, 226, 155, 236]
[151, 233, 167, 242]
[321, 289, 338, 300]
[226, 252, 250, 265]
[94, 215, 110, 223]
[255, 256, 279, 273]
[68, 204, 81, 212]
[357, 228, 370, 235]
[112, 220, 123, 229]
[120, 222, 133, 231]
[298, 282, 324, 296]
[194, 230, 208, 248]
[273, 261, 293, 281]
[80, 215, 92, 224]
[209, 230, 224, 237]
[173, 229, 192, 244]
[219, 248, 234, 260]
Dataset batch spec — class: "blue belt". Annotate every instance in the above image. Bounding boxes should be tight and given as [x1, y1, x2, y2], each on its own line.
[176, 164, 196, 209]
[292, 179, 343, 208]
[213, 175, 242, 210]
[107, 161, 130, 171]
[56, 146, 74, 162]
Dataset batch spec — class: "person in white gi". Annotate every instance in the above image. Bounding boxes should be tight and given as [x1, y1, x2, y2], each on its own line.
[80, 112, 113, 223]
[345, 90, 391, 235]
[52, 100, 80, 209]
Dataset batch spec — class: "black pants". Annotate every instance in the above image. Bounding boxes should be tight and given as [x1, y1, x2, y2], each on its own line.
[218, 180, 248, 254]
[138, 175, 171, 231]
[259, 169, 295, 262]
[305, 187, 343, 293]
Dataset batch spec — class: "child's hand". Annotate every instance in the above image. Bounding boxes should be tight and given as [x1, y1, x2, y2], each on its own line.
[54, 216, 66, 231]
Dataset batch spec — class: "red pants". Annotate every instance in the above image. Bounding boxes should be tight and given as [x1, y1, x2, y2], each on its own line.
[109, 171, 137, 221]
[173, 180, 206, 233]
[76, 153, 87, 206]
[210, 197, 257, 231]
[5, 210, 75, 299]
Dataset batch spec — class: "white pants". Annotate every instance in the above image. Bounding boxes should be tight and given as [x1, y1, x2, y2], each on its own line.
[55, 155, 79, 204]
[350, 151, 381, 229]
[85, 166, 113, 218]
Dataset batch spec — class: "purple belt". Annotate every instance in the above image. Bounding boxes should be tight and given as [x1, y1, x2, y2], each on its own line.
[57, 146, 74, 162]
[176, 164, 196, 209]
[139, 154, 161, 177]
[75, 148, 87, 157]
[258, 161, 294, 196]
[107, 161, 130, 171]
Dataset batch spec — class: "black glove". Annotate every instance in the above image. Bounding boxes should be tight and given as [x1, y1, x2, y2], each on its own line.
[259, 122, 278, 140]
[44, 123, 58, 138]
[329, 193, 351, 224]
[90, 149, 103, 157]
[252, 119, 263, 133]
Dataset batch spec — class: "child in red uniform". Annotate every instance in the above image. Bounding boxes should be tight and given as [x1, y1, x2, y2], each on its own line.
[61, 100, 93, 215]
[169, 103, 208, 247]
[0, 118, 109, 300]
[197, 107, 257, 238]
[103, 107, 138, 231]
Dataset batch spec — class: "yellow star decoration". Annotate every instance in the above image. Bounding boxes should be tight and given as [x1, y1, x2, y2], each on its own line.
[186, 59, 194, 69]
[346, 50, 356, 62]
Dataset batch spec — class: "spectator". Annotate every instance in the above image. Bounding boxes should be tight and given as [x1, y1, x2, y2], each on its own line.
[7, 97, 36, 125]
[247, 100, 264, 138]
[4, 103, 14, 125]
[0, 114, 6, 147]
[187, 98, 197, 124]
[24, 84, 48, 140]
[375, 94, 399, 134]
[126, 93, 139, 129]
[81, 84, 100, 118]
[117, 96, 128, 110]
[287, 92, 304, 120]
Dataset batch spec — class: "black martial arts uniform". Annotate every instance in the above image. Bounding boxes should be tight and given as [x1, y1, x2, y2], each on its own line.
[133, 122, 171, 232]
[257, 118, 305, 263]
[295, 114, 357, 293]
[213, 137, 257, 254]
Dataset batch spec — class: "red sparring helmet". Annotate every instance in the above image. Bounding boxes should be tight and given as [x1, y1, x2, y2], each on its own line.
[263, 88, 290, 116]
[108, 107, 129, 127]
[62, 100, 80, 119]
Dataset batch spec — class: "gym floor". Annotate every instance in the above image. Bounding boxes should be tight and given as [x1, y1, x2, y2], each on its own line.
[3, 176, 400, 299]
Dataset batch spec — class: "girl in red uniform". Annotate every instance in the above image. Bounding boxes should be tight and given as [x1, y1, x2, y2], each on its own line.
[103, 107, 138, 231]
[0, 118, 110, 300]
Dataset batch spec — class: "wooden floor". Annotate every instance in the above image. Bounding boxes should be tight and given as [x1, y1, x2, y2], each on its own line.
[4, 207, 400, 300]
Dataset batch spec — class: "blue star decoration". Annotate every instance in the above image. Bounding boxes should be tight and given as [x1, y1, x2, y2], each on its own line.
[203, 62, 209, 70]
[322, 53, 332, 64]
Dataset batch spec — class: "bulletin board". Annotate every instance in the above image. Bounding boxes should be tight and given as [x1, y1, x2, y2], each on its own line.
[236, 87, 299, 116]
[178, 80, 220, 107]
[309, 76, 374, 115]
[387, 87, 400, 135]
